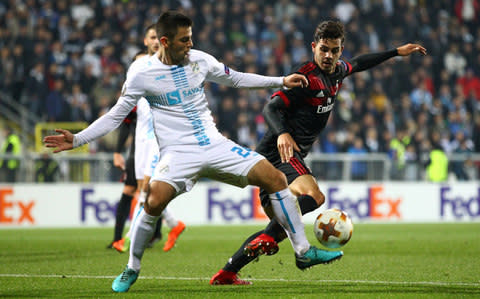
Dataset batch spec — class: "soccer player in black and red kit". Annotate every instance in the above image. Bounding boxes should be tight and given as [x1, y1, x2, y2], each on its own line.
[211, 20, 426, 285]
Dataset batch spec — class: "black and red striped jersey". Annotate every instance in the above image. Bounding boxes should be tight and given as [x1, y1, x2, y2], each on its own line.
[256, 59, 353, 158]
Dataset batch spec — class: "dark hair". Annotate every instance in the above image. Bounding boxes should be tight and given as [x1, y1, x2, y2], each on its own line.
[156, 11, 193, 40]
[131, 49, 147, 63]
[314, 21, 345, 44]
[144, 24, 156, 37]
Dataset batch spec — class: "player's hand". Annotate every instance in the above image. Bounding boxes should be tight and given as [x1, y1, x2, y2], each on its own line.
[43, 129, 74, 153]
[283, 74, 308, 89]
[113, 152, 126, 171]
[397, 43, 427, 56]
[277, 132, 301, 163]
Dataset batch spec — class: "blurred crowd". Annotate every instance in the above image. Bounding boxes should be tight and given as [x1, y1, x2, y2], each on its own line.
[1, 0, 480, 181]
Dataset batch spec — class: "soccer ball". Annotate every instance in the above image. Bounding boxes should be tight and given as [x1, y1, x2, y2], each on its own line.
[314, 208, 353, 248]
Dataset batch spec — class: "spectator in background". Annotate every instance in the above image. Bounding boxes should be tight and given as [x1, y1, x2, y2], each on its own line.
[426, 131, 449, 182]
[450, 130, 474, 180]
[22, 62, 49, 120]
[348, 137, 368, 180]
[0, 126, 22, 182]
[444, 44, 467, 77]
[35, 151, 59, 182]
[457, 68, 480, 99]
[390, 127, 410, 180]
[46, 78, 70, 122]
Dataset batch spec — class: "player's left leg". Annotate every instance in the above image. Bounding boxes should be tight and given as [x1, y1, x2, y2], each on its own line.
[211, 174, 336, 284]
[112, 180, 176, 292]
[210, 193, 320, 285]
[113, 148, 202, 292]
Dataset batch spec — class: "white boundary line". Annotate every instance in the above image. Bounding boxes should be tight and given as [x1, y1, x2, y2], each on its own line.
[0, 273, 479, 287]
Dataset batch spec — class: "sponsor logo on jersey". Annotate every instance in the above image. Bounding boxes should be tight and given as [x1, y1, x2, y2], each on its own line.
[316, 97, 334, 113]
[191, 62, 200, 73]
[145, 90, 182, 106]
[182, 85, 204, 98]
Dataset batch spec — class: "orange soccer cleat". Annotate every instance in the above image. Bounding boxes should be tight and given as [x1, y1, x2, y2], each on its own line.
[163, 220, 186, 252]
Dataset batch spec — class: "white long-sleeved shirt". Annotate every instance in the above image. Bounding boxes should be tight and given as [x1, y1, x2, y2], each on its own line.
[74, 49, 284, 150]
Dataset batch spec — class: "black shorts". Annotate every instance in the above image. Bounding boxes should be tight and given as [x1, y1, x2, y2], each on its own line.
[259, 151, 311, 208]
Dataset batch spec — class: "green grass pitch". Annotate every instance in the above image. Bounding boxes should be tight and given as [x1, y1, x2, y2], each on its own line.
[1, 223, 479, 298]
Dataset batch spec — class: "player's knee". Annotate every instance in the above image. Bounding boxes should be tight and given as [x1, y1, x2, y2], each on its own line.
[266, 169, 288, 192]
[123, 185, 136, 196]
[305, 190, 325, 206]
[144, 181, 175, 216]
[249, 161, 288, 192]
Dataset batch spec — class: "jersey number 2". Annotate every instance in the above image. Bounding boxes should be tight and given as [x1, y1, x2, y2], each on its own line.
[231, 146, 251, 158]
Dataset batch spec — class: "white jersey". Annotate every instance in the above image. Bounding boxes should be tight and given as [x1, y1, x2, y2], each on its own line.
[73, 49, 284, 151]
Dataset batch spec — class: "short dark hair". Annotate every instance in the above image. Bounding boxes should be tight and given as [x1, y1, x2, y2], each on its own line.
[132, 49, 147, 63]
[144, 24, 156, 37]
[156, 11, 193, 40]
[314, 21, 345, 44]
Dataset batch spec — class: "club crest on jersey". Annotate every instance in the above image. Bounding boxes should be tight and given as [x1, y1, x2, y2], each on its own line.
[191, 62, 200, 73]
[224, 65, 230, 75]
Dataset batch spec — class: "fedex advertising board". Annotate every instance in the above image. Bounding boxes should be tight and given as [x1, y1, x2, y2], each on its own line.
[0, 182, 479, 228]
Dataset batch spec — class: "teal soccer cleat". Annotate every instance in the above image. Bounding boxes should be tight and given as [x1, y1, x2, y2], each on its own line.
[295, 246, 343, 270]
[112, 266, 139, 292]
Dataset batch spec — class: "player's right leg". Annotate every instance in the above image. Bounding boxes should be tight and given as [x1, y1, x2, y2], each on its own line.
[247, 163, 343, 269]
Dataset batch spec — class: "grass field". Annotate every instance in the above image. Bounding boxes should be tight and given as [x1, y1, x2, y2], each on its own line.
[1, 223, 479, 298]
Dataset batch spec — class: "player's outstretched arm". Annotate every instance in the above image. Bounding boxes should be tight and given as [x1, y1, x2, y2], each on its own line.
[396, 43, 427, 56]
[283, 74, 308, 89]
[43, 129, 74, 153]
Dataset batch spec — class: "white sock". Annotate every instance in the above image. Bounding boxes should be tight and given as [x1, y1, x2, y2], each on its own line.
[161, 206, 178, 229]
[269, 188, 310, 256]
[125, 192, 145, 238]
[127, 209, 160, 271]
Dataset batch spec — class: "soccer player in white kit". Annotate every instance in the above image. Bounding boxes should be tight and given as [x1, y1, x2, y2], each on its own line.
[114, 28, 186, 254]
[43, 11, 342, 292]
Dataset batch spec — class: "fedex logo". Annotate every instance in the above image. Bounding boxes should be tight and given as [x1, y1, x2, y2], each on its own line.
[208, 187, 267, 221]
[0, 187, 35, 224]
[440, 186, 480, 219]
[327, 185, 402, 219]
[81, 188, 117, 223]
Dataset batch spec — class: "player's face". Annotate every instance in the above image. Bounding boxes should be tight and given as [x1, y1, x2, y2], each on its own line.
[144, 29, 160, 55]
[166, 26, 193, 65]
[312, 38, 343, 74]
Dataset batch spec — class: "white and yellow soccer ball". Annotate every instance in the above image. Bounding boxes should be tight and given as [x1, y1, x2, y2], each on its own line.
[314, 208, 353, 248]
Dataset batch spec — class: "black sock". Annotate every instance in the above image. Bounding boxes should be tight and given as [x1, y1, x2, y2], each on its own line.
[297, 194, 319, 214]
[113, 193, 134, 241]
[154, 217, 163, 239]
[223, 230, 264, 273]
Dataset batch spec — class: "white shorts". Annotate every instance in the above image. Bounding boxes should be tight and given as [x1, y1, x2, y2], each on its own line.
[151, 137, 265, 196]
[135, 138, 157, 180]
[144, 141, 160, 177]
